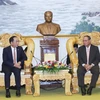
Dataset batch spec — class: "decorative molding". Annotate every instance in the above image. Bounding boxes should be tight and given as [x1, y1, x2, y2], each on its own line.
[22, 34, 78, 38]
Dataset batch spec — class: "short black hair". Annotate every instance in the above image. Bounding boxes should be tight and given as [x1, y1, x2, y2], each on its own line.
[74, 44, 78, 48]
[9, 36, 17, 44]
[84, 35, 91, 40]
[24, 47, 28, 52]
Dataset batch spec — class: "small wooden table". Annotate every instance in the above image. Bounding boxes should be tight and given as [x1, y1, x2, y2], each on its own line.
[33, 70, 72, 96]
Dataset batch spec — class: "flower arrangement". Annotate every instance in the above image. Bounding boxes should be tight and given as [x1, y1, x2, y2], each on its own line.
[35, 60, 68, 73]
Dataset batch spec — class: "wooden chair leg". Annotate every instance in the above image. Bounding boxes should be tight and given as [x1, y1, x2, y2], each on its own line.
[72, 77, 79, 94]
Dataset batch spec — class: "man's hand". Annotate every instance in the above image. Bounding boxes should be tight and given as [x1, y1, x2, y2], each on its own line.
[14, 62, 21, 69]
[84, 64, 92, 71]
[84, 64, 88, 70]
[86, 65, 92, 71]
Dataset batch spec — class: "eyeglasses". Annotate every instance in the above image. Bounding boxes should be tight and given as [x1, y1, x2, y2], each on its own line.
[83, 40, 89, 42]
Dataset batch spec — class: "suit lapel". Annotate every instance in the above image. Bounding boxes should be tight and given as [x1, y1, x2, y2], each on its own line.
[9, 46, 13, 62]
[17, 47, 19, 61]
[83, 46, 87, 63]
[89, 45, 93, 64]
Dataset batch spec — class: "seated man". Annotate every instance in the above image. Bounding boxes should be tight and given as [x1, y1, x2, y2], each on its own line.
[77, 35, 100, 96]
[2, 36, 27, 98]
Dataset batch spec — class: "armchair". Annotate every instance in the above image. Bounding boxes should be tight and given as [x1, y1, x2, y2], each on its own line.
[66, 32, 100, 93]
[0, 33, 35, 95]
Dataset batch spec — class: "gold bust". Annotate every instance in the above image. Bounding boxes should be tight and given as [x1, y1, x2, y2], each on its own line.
[36, 11, 61, 36]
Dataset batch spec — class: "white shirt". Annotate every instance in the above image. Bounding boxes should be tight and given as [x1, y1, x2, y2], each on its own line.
[82, 45, 94, 67]
[86, 45, 91, 64]
[11, 46, 17, 63]
[86, 45, 91, 53]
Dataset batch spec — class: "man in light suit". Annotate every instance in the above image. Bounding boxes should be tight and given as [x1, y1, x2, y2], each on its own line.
[77, 35, 100, 96]
[2, 36, 27, 98]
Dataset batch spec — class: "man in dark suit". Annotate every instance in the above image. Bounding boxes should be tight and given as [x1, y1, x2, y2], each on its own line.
[77, 35, 100, 96]
[2, 36, 27, 98]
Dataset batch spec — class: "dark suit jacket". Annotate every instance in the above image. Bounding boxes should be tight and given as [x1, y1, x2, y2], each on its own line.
[2, 46, 27, 72]
[78, 44, 100, 67]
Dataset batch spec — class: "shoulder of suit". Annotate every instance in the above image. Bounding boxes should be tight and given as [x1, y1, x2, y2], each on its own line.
[91, 44, 98, 48]
[4, 46, 10, 50]
[79, 45, 84, 49]
[17, 46, 23, 49]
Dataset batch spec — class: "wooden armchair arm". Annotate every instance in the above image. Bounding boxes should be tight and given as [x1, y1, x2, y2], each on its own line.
[23, 38, 35, 74]
[66, 37, 78, 73]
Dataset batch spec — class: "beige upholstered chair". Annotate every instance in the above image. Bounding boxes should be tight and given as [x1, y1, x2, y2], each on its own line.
[0, 33, 35, 95]
[66, 32, 100, 93]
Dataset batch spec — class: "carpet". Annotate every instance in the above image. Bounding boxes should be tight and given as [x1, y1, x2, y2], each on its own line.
[0, 87, 100, 100]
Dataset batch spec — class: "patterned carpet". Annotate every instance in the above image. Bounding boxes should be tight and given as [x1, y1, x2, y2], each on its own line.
[0, 87, 100, 100]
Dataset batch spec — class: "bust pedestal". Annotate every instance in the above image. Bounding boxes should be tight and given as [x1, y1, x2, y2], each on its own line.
[40, 37, 59, 62]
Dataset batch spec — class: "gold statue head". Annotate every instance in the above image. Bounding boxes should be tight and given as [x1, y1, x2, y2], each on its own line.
[44, 11, 53, 23]
[36, 11, 61, 36]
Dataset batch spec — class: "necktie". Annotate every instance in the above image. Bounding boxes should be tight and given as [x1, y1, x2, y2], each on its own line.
[13, 48, 16, 64]
[86, 48, 90, 64]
